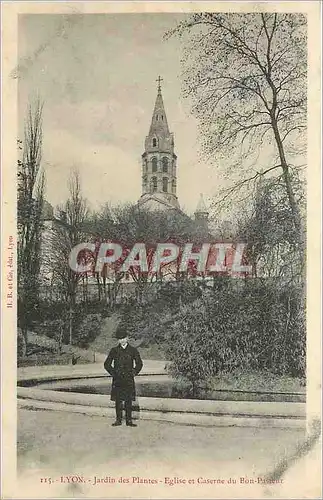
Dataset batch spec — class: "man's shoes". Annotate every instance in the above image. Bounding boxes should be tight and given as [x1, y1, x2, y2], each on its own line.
[126, 421, 137, 427]
[112, 420, 122, 426]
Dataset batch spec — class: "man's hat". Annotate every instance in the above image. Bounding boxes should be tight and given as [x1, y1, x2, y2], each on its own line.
[115, 326, 128, 340]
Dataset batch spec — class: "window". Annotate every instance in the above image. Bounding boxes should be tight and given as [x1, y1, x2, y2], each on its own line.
[162, 157, 168, 173]
[156, 115, 158, 121]
[151, 176, 157, 192]
[152, 138, 157, 147]
[161, 115, 163, 120]
[162, 177, 168, 193]
[152, 157, 157, 173]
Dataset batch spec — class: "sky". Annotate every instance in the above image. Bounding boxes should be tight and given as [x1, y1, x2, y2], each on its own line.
[18, 13, 223, 216]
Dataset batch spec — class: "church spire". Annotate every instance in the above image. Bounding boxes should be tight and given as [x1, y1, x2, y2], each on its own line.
[139, 79, 179, 211]
[195, 194, 209, 220]
[194, 194, 209, 234]
[148, 76, 170, 137]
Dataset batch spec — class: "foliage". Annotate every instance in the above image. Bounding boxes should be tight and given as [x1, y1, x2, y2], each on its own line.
[17, 328, 27, 358]
[209, 370, 305, 393]
[31, 299, 108, 347]
[157, 280, 203, 306]
[73, 313, 102, 348]
[116, 279, 205, 348]
[34, 318, 62, 339]
[238, 176, 305, 280]
[36, 300, 66, 321]
[164, 278, 305, 393]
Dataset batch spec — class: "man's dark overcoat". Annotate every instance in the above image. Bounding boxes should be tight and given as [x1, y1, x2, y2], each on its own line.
[104, 344, 143, 401]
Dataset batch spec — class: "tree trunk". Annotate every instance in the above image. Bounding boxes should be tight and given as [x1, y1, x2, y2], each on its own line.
[58, 323, 63, 354]
[68, 295, 75, 345]
[82, 276, 86, 302]
[69, 306, 73, 345]
[264, 72, 305, 261]
[85, 273, 88, 303]
[272, 120, 303, 236]
[18, 328, 27, 357]
[107, 282, 111, 307]
[96, 273, 101, 301]
[191, 380, 198, 398]
[19, 295, 29, 350]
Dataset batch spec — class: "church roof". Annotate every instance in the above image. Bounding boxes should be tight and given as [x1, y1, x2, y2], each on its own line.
[148, 83, 170, 137]
[195, 193, 209, 214]
[138, 192, 180, 211]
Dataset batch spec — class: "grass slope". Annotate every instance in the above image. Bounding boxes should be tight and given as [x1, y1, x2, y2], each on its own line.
[90, 313, 165, 360]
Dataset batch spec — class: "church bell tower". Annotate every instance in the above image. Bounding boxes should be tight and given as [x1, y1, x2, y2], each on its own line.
[138, 77, 180, 211]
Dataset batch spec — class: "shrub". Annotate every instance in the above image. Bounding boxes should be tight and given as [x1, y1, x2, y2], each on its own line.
[164, 278, 305, 389]
[73, 313, 102, 348]
[17, 328, 27, 358]
[33, 319, 62, 339]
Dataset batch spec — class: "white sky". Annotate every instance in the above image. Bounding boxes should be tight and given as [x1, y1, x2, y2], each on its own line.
[18, 13, 226, 216]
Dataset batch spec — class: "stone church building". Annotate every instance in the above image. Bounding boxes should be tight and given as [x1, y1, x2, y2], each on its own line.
[39, 79, 212, 300]
[137, 78, 209, 223]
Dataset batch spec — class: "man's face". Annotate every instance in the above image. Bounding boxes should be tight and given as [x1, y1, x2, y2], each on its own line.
[118, 337, 128, 348]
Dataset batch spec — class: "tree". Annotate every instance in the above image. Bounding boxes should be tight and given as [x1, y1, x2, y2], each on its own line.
[49, 170, 89, 344]
[17, 99, 45, 347]
[165, 277, 305, 386]
[169, 13, 306, 249]
[89, 203, 202, 306]
[238, 174, 305, 280]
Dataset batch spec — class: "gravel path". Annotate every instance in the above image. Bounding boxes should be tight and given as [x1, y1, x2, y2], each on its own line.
[15, 408, 308, 499]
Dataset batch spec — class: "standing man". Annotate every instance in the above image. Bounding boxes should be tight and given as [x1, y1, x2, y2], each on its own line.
[104, 328, 143, 427]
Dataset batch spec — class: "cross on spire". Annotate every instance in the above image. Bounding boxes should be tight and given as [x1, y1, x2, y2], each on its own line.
[156, 75, 163, 92]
